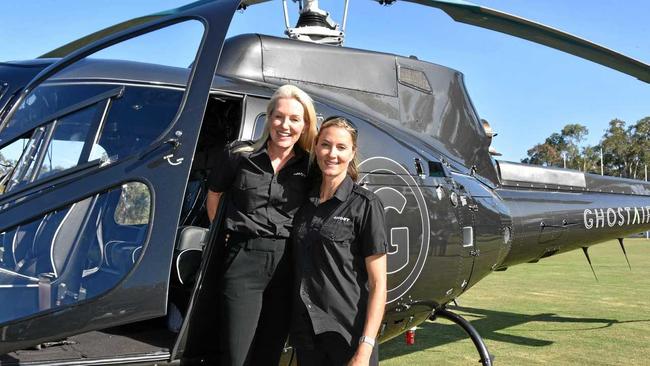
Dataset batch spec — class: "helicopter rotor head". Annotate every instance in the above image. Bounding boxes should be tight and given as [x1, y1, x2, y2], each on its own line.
[284, 0, 347, 46]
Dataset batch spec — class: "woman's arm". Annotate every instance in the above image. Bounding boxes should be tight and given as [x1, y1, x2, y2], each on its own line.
[348, 253, 387, 366]
[206, 190, 223, 223]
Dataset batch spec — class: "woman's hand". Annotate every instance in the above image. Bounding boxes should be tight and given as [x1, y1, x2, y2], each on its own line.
[348, 253, 386, 366]
[206, 190, 222, 222]
[347, 343, 373, 366]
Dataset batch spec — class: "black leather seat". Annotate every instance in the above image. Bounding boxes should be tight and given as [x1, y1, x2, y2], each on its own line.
[172, 226, 208, 287]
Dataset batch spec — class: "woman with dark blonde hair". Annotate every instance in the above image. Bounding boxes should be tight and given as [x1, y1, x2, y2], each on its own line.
[291, 117, 388, 366]
[206, 84, 317, 366]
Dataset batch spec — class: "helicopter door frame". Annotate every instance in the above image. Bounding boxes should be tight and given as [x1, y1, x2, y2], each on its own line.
[0, 0, 240, 355]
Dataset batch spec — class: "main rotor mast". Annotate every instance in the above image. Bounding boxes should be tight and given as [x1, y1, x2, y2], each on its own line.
[282, 0, 349, 46]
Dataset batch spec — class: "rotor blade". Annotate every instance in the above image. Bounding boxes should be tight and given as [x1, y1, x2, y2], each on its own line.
[617, 238, 632, 271]
[39, 0, 214, 58]
[40, 15, 163, 58]
[400, 0, 650, 83]
[581, 247, 598, 282]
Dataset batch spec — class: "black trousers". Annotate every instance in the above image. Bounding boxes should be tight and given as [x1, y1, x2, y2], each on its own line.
[295, 332, 379, 366]
[219, 234, 291, 366]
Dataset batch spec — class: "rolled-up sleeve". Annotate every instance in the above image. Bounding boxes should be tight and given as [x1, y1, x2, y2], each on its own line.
[360, 197, 388, 257]
[207, 145, 237, 192]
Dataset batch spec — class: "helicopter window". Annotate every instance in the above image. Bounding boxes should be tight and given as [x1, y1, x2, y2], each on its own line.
[0, 137, 28, 194]
[252, 113, 266, 140]
[0, 81, 8, 100]
[0, 182, 150, 324]
[114, 181, 151, 226]
[37, 105, 102, 179]
[2, 84, 116, 139]
[98, 86, 183, 161]
[3, 101, 106, 193]
[0, 18, 203, 141]
[0, 84, 184, 196]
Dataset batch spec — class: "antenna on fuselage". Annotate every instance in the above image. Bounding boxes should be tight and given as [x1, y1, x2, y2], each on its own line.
[617, 238, 632, 270]
[581, 247, 599, 282]
[282, 0, 348, 46]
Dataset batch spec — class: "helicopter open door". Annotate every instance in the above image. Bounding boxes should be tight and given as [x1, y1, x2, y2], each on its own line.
[0, 0, 239, 354]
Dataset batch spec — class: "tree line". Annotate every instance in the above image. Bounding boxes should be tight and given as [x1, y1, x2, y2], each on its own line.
[521, 116, 650, 180]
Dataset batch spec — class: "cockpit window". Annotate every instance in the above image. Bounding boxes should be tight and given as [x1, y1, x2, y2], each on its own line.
[0, 138, 27, 194]
[0, 82, 8, 100]
[0, 84, 183, 196]
[0, 19, 203, 196]
[6, 103, 101, 192]
[2, 84, 114, 138]
[99, 85, 183, 160]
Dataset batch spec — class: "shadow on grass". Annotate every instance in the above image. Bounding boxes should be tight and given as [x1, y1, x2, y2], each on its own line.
[380, 305, 650, 361]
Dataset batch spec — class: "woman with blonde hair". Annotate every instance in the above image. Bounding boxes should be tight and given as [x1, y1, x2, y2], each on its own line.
[291, 117, 387, 366]
[206, 84, 317, 366]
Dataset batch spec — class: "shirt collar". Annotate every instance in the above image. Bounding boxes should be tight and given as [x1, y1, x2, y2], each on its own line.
[251, 140, 307, 162]
[310, 175, 354, 203]
[333, 175, 354, 202]
[249, 140, 268, 158]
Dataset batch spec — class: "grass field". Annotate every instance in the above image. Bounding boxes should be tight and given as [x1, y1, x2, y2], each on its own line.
[380, 238, 650, 365]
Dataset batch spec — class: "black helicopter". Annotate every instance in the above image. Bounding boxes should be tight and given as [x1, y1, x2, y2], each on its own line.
[0, 1, 649, 365]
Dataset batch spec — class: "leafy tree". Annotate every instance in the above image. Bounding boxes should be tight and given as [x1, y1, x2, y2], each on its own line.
[522, 142, 561, 167]
[601, 119, 632, 177]
[561, 124, 588, 169]
[522, 117, 649, 180]
[0, 152, 11, 176]
[0, 152, 10, 194]
[114, 182, 151, 225]
[626, 117, 650, 179]
[522, 123, 589, 169]
[576, 145, 601, 174]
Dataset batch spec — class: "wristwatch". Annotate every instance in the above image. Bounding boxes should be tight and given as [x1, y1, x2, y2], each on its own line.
[359, 335, 376, 348]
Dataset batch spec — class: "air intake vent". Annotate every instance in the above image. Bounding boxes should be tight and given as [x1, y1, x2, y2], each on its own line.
[398, 67, 431, 93]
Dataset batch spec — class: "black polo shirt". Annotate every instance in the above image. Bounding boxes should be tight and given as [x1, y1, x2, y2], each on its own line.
[291, 175, 388, 347]
[208, 141, 310, 238]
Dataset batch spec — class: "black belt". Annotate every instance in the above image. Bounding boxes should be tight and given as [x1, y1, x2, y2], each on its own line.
[226, 230, 286, 251]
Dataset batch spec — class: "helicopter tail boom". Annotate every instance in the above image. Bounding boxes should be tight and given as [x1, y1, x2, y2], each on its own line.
[494, 162, 650, 268]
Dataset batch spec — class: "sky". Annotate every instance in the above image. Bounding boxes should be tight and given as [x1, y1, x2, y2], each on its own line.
[1, 0, 649, 162]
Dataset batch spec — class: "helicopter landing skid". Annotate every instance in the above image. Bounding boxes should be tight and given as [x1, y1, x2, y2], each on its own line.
[431, 308, 493, 366]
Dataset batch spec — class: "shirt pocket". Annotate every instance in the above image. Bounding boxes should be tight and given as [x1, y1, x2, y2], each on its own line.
[319, 220, 355, 246]
[280, 175, 308, 209]
[233, 171, 265, 213]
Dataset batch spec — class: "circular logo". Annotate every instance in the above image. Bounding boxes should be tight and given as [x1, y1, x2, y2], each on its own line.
[359, 157, 430, 304]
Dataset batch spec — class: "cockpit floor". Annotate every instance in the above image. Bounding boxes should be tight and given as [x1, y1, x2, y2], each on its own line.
[0, 319, 175, 365]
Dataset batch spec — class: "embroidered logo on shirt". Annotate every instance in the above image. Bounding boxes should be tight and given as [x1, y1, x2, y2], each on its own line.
[333, 216, 351, 222]
[293, 172, 307, 177]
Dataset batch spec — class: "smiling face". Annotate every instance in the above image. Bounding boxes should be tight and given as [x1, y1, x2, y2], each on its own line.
[315, 126, 356, 180]
[268, 97, 305, 151]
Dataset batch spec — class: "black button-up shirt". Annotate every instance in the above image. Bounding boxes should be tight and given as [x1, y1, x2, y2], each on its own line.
[291, 176, 388, 347]
[208, 141, 309, 238]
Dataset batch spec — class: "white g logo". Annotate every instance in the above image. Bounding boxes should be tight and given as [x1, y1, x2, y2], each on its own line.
[359, 157, 430, 304]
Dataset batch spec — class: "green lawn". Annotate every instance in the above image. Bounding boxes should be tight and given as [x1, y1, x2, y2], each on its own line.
[380, 238, 650, 365]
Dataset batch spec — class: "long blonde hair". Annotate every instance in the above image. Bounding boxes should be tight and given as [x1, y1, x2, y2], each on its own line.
[237, 84, 317, 154]
[312, 117, 359, 182]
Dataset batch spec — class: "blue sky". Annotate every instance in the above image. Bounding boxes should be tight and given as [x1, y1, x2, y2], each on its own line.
[1, 0, 648, 162]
